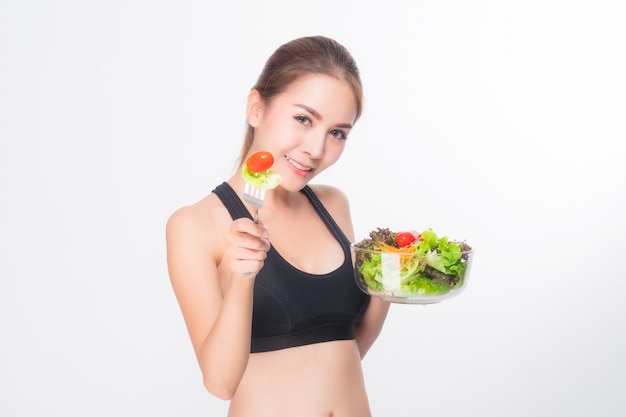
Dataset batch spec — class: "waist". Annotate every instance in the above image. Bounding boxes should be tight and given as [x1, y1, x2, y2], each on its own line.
[231, 338, 369, 415]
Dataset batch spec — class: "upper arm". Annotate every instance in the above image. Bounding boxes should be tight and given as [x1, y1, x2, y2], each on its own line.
[166, 206, 224, 358]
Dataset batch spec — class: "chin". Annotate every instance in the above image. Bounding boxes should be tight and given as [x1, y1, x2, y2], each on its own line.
[279, 174, 316, 192]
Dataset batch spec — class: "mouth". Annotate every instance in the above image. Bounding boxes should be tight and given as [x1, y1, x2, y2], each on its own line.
[285, 155, 313, 176]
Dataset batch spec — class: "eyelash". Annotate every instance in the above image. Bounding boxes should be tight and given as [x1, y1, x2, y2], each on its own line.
[294, 115, 311, 126]
[294, 115, 348, 140]
[330, 129, 348, 140]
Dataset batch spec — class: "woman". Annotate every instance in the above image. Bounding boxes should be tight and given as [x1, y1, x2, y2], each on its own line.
[166, 36, 390, 416]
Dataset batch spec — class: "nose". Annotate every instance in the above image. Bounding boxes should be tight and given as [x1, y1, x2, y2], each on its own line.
[302, 131, 325, 159]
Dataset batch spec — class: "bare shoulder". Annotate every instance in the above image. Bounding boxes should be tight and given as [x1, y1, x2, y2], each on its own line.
[308, 183, 354, 240]
[167, 193, 225, 234]
[308, 183, 350, 209]
[166, 193, 231, 264]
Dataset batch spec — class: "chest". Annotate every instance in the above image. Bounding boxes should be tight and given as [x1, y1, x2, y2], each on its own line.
[262, 202, 345, 275]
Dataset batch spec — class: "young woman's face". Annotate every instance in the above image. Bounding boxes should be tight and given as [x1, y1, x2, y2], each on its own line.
[247, 74, 358, 191]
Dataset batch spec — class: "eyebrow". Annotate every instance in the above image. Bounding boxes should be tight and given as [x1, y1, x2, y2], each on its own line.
[295, 104, 353, 129]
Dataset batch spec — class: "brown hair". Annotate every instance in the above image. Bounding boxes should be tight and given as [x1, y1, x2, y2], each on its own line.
[237, 36, 363, 167]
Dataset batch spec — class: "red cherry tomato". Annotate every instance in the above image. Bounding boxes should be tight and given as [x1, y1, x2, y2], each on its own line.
[396, 232, 416, 247]
[245, 151, 274, 173]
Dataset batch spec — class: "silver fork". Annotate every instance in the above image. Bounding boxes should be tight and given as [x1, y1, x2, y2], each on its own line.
[243, 183, 266, 224]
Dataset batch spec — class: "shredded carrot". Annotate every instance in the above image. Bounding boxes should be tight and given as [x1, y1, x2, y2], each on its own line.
[375, 242, 417, 270]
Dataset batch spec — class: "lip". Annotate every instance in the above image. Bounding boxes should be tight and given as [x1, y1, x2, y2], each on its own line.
[285, 156, 313, 177]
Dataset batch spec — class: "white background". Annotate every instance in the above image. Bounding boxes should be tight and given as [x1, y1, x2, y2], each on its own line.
[1, 1, 625, 416]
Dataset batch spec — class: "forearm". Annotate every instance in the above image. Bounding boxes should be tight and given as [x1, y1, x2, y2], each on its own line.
[197, 277, 255, 399]
[355, 297, 390, 359]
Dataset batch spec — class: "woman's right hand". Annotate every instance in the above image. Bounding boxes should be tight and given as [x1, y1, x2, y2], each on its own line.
[222, 217, 271, 279]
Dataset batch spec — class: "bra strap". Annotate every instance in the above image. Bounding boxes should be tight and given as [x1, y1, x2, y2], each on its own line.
[212, 182, 253, 221]
[213, 183, 350, 250]
[300, 185, 352, 251]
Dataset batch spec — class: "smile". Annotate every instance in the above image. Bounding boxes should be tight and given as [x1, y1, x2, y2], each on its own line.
[285, 156, 313, 172]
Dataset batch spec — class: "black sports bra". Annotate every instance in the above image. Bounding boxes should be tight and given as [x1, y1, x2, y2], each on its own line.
[212, 182, 370, 353]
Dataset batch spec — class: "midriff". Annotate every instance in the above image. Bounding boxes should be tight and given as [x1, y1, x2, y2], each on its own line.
[227, 339, 371, 417]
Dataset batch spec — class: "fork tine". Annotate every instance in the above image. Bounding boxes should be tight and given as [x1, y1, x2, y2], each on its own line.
[244, 184, 266, 204]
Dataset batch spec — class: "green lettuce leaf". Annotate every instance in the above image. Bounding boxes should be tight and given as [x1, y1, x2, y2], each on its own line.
[242, 165, 281, 190]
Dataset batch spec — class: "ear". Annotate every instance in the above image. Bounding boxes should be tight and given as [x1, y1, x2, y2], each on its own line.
[246, 89, 264, 127]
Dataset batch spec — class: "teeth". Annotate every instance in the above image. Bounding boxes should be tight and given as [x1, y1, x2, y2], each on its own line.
[286, 156, 311, 171]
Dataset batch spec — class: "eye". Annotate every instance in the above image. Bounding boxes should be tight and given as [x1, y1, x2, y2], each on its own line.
[294, 115, 312, 126]
[329, 129, 348, 140]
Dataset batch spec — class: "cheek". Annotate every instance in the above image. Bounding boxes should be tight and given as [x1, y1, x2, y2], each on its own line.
[256, 105, 288, 134]
[325, 140, 346, 164]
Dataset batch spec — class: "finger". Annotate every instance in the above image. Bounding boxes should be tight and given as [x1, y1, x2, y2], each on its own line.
[228, 232, 270, 252]
[223, 230, 270, 259]
[233, 245, 269, 261]
[232, 259, 266, 279]
[227, 250, 267, 278]
[232, 218, 271, 239]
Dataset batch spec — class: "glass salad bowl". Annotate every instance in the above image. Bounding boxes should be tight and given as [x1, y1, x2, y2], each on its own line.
[351, 228, 474, 305]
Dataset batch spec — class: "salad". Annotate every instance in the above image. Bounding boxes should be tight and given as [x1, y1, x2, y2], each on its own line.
[352, 227, 473, 298]
[242, 151, 281, 189]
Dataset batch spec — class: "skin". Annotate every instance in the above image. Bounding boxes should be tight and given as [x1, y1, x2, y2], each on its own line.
[166, 74, 390, 416]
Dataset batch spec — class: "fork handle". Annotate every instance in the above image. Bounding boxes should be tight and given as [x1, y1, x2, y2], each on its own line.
[253, 207, 260, 224]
